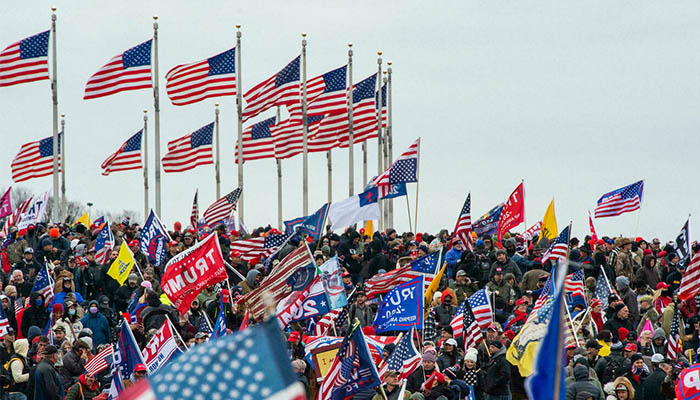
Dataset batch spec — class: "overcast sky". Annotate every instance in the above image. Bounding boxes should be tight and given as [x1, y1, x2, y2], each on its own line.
[2, 1, 700, 241]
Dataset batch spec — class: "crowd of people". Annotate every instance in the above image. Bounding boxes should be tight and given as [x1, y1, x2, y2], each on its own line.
[0, 217, 694, 400]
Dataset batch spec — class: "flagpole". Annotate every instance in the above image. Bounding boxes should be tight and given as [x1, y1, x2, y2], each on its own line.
[381, 73, 389, 228]
[165, 315, 189, 351]
[236, 24, 244, 228]
[347, 43, 354, 197]
[60, 114, 66, 221]
[376, 52, 383, 231]
[362, 142, 368, 190]
[152, 15, 162, 216]
[50, 6, 59, 221]
[301, 32, 309, 216]
[214, 103, 221, 199]
[521, 178, 526, 232]
[414, 139, 421, 233]
[405, 194, 413, 233]
[143, 110, 149, 221]
[327, 150, 332, 205]
[386, 62, 393, 228]
[277, 106, 283, 231]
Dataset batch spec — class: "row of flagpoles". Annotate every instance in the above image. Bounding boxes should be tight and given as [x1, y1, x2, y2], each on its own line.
[3, 9, 400, 231]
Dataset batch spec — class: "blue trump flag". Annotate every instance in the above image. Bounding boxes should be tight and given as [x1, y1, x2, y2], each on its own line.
[524, 262, 568, 400]
[212, 297, 227, 339]
[372, 276, 424, 333]
[114, 320, 146, 382]
[139, 210, 171, 266]
[284, 203, 329, 238]
[327, 324, 382, 400]
[381, 183, 407, 199]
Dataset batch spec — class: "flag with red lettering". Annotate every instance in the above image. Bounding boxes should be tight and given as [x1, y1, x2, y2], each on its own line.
[161, 234, 227, 314]
[0, 187, 11, 219]
[588, 211, 598, 246]
[142, 318, 182, 374]
[277, 276, 318, 329]
[497, 182, 525, 242]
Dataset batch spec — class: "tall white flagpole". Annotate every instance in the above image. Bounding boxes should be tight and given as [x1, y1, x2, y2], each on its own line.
[347, 43, 354, 197]
[143, 110, 149, 221]
[60, 113, 65, 221]
[301, 33, 309, 215]
[51, 7, 59, 221]
[376, 52, 383, 231]
[152, 16, 162, 216]
[236, 24, 244, 226]
[387, 61, 394, 228]
[277, 107, 283, 231]
[382, 73, 389, 228]
[214, 103, 221, 199]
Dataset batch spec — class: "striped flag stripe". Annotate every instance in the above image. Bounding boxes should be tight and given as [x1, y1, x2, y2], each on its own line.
[680, 253, 700, 301]
[83, 40, 152, 100]
[11, 137, 62, 183]
[0, 31, 50, 87]
[165, 48, 237, 106]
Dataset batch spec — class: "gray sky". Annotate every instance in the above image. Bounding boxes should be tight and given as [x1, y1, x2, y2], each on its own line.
[2, 1, 700, 241]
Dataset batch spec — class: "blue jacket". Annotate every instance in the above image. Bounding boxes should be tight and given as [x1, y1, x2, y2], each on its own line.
[445, 248, 463, 267]
[49, 290, 84, 309]
[80, 312, 110, 349]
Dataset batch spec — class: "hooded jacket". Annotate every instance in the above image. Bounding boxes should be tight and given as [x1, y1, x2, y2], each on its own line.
[565, 365, 604, 400]
[80, 302, 110, 349]
[65, 373, 100, 400]
[433, 292, 457, 330]
[8, 339, 29, 393]
[240, 269, 259, 294]
[20, 292, 49, 337]
[484, 346, 510, 395]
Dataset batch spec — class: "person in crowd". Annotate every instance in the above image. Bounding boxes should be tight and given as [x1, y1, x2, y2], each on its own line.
[5, 338, 29, 400]
[484, 340, 510, 400]
[80, 300, 110, 350]
[33, 345, 64, 400]
[64, 373, 100, 400]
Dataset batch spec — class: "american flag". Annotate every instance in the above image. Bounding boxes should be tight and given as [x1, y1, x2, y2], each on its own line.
[467, 288, 492, 331]
[84, 40, 152, 100]
[542, 226, 570, 265]
[229, 233, 290, 262]
[450, 298, 484, 351]
[1, 196, 33, 237]
[314, 308, 342, 336]
[101, 130, 142, 176]
[667, 303, 680, 361]
[594, 269, 612, 309]
[378, 328, 421, 382]
[594, 180, 644, 218]
[0, 302, 9, 338]
[241, 245, 314, 320]
[564, 270, 585, 300]
[371, 138, 420, 194]
[162, 122, 214, 173]
[521, 221, 542, 241]
[190, 190, 199, 229]
[242, 56, 300, 122]
[234, 116, 277, 163]
[165, 47, 236, 106]
[0, 30, 49, 87]
[306, 65, 347, 116]
[85, 345, 114, 376]
[453, 193, 473, 251]
[11, 133, 62, 183]
[364, 259, 437, 299]
[203, 188, 241, 227]
[93, 220, 114, 265]
[680, 253, 700, 301]
[588, 211, 598, 245]
[270, 110, 327, 160]
[32, 264, 54, 305]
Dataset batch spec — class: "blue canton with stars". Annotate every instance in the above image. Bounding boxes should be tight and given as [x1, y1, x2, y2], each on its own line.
[208, 47, 236, 76]
[190, 123, 214, 148]
[375, 83, 387, 109]
[20, 30, 49, 59]
[322, 65, 347, 93]
[251, 116, 276, 140]
[38, 133, 61, 157]
[148, 319, 301, 400]
[122, 40, 152, 69]
[123, 130, 142, 151]
[411, 251, 440, 274]
[389, 158, 417, 184]
[598, 180, 644, 204]
[274, 56, 300, 87]
[353, 74, 376, 103]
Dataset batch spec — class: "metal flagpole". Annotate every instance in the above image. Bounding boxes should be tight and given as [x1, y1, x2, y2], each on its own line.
[143, 110, 149, 220]
[414, 138, 421, 233]
[362, 142, 367, 189]
[382, 73, 389, 228]
[376, 52, 383, 231]
[301, 32, 309, 215]
[327, 150, 332, 205]
[277, 106, 283, 231]
[50, 7, 59, 221]
[60, 114, 65, 221]
[235, 24, 244, 227]
[521, 178, 526, 232]
[386, 62, 394, 228]
[347, 43, 354, 197]
[214, 103, 221, 199]
[152, 16, 162, 216]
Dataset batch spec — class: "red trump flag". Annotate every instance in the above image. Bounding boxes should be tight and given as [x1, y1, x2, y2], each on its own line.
[161, 234, 227, 314]
[497, 182, 525, 243]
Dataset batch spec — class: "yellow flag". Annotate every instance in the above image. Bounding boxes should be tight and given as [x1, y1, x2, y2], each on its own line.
[159, 293, 172, 306]
[364, 220, 374, 240]
[541, 199, 558, 241]
[107, 242, 136, 285]
[424, 262, 447, 310]
[73, 212, 91, 228]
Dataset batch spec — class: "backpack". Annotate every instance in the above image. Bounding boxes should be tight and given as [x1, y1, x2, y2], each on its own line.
[601, 356, 622, 384]
[1, 355, 24, 391]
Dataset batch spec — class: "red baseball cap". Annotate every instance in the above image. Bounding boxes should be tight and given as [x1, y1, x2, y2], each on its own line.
[624, 343, 637, 352]
[134, 363, 147, 373]
[656, 282, 670, 290]
[128, 240, 139, 247]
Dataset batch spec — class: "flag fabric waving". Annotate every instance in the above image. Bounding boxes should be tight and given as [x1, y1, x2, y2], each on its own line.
[107, 242, 137, 286]
[84, 40, 152, 99]
[453, 193, 473, 250]
[114, 321, 147, 383]
[588, 211, 598, 246]
[373, 276, 424, 333]
[32, 265, 54, 305]
[11, 133, 62, 183]
[161, 122, 214, 173]
[680, 253, 700, 301]
[497, 182, 525, 242]
[306, 65, 347, 116]
[0, 303, 10, 338]
[594, 180, 644, 218]
[140, 210, 171, 266]
[521, 221, 542, 241]
[242, 55, 300, 122]
[328, 187, 380, 231]
[542, 226, 571, 265]
[293, 203, 330, 239]
[1, 196, 32, 237]
[378, 328, 421, 382]
[541, 199, 558, 241]
[165, 47, 236, 106]
[203, 187, 241, 227]
[371, 138, 420, 193]
[0, 187, 11, 219]
[101, 130, 142, 176]
[234, 116, 277, 163]
[93, 219, 114, 265]
[85, 345, 114, 376]
[0, 30, 49, 87]
[467, 288, 493, 332]
[120, 319, 306, 400]
[667, 303, 681, 361]
[229, 233, 291, 262]
[190, 189, 199, 229]
[450, 298, 484, 351]
[673, 218, 691, 267]
[472, 203, 504, 237]
[141, 318, 181, 374]
[594, 268, 613, 308]
[564, 269, 586, 313]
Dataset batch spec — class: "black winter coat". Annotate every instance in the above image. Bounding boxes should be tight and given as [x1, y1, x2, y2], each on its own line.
[20, 292, 48, 338]
[484, 348, 511, 395]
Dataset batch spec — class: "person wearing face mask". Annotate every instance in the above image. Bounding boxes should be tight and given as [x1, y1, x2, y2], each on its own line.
[79, 300, 110, 350]
[53, 301, 83, 344]
[19, 292, 48, 338]
[49, 277, 84, 310]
